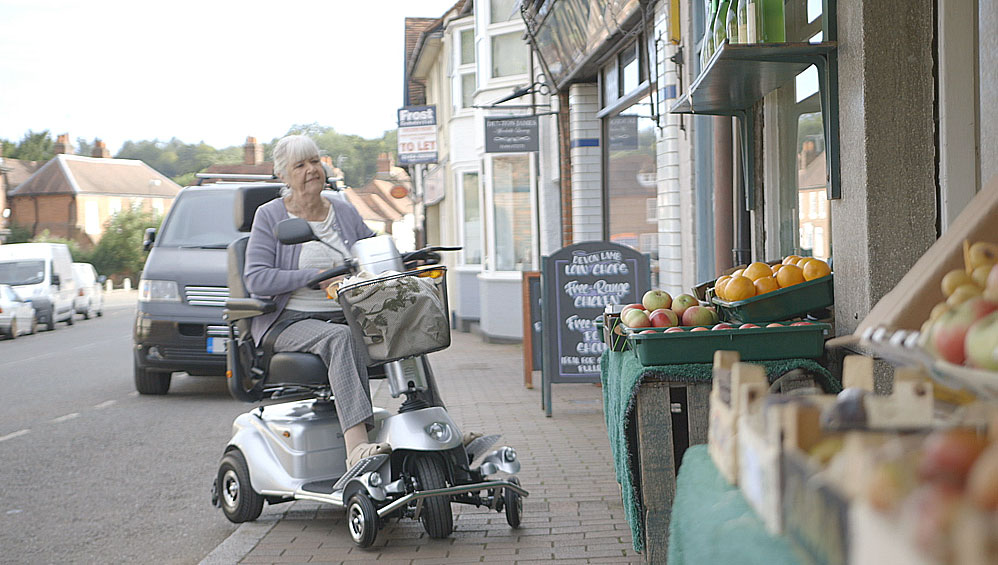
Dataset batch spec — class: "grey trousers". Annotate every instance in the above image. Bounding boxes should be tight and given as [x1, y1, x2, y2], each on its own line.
[273, 310, 374, 432]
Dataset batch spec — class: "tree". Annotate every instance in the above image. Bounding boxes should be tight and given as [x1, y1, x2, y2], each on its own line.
[1, 130, 55, 161]
[86, 208, 161, 281]
[75, 137, 95, 158]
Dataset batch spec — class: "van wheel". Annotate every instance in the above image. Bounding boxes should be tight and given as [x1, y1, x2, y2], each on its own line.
[66, 313, 74, 326]
[29, 315, 37, 335]
[7, 320, 16, 339]
[134, 360, 171, 395]
[45, 312, 55, 331]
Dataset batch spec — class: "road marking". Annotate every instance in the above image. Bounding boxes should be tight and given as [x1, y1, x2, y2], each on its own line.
[129, 391, 139, 397]
[0, 334, 131, 369]
[93, 400, 116, 409]
[0, 429, 30, 442]
[51, 413, 80, 424]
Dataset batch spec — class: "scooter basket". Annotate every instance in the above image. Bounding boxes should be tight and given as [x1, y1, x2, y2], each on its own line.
[336, 267, 450, 364]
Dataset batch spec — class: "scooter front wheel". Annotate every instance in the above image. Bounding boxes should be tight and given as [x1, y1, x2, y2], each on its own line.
[411, 455, 453, 538]
[346, 494, 378, 548]
[504, 477, 522, 528]
[217, 450, 264, 523]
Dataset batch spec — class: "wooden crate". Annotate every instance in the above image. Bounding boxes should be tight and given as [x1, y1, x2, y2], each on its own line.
[707, 351, 766, 484]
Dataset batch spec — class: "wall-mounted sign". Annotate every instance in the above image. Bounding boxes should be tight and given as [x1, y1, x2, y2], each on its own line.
[397, 105, 438, 165]
[422, 164, 445, 205]
[485, 116, 539, 153]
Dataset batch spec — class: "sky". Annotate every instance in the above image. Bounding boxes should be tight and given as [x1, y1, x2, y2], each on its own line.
[0, 0, 458, 154]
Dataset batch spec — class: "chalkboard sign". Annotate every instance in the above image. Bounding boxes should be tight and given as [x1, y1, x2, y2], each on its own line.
[541, 241, 650, 416]
[521, 272, 542, 389]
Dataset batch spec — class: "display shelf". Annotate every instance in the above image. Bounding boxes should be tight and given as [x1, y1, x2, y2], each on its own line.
[669, 41, 840, 207]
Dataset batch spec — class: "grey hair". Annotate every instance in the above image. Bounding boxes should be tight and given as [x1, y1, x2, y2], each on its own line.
[272, 135, 320, 193]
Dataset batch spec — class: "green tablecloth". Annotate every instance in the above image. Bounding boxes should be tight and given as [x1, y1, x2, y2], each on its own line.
[667, 445, 801, 564]
[600, 348, 837, 553]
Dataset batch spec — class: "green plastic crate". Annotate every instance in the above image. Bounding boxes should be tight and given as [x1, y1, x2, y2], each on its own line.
[595, 314, 629, 352]
[710, 275, 834, 323]
[626, 322, 832, 365]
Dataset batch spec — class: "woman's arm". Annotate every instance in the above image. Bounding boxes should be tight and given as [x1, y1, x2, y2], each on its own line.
[244, 204, 320, 297]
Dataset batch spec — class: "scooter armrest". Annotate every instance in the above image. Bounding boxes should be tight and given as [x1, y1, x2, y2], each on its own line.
[223, 298, 275, 321]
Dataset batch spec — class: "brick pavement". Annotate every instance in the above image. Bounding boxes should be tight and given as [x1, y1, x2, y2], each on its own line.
[234, 331, 641, 564]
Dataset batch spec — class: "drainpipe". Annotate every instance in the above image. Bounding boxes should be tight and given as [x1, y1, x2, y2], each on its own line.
[713, 116, 733, 275]
[558, 90, 573, 246]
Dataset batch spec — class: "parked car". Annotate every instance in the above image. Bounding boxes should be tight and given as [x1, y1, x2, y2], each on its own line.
[72, 262, 105, 319]
[133, 181, 283, 394]
[0, 242, 76, 330]
[0, 283, 37, 338]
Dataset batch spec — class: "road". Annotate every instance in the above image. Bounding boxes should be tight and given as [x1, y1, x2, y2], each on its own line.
[0, 292, 281, 564]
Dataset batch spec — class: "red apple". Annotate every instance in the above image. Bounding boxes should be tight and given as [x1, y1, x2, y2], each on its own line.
[639, 329, 657, 334]
[791, 321, 813, 326]
[664, 327, 684, 333]
[690, 327, 710, 332]
[671, 294, 699, 316]
[766, 323, 784, 328]
[622, 308, 652, 328]
[712, 323, 734, 330]
[642, 290, 673, 311]
[934, 298, 998, 364]
[620, 303, 643, 317]
[648, 308, 679, 328]
[740, 323, 760, 329]
[682, 305, 717, 326]
[918, 428, 990, 487]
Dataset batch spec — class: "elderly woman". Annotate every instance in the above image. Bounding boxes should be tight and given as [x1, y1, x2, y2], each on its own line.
[244, 135, 389, 468]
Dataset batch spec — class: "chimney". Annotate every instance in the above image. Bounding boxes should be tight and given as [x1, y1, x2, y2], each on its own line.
[54, 133, 75, 155]
[92, 139, 111, 158]
[244, 136, 264, 165]
[376, 152, 391, 173]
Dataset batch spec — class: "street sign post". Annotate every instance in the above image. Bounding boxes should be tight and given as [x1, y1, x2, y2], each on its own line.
[397, 105, 438, 165]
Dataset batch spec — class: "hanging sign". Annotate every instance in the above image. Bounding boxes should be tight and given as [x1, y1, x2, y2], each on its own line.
[485, 116, 539, 153]
[397, 105, 438, 165]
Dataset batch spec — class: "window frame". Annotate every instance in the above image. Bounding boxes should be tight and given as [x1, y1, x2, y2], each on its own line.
[456, 168, 483, 267]
[483, 151, 537, 272]
[452, 23, 477, 114]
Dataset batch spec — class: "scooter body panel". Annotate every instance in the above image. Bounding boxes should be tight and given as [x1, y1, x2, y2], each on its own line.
[375, 406, 463, 451]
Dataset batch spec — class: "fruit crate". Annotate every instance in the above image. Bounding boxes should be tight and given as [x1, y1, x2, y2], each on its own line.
[595, 314, 629, 352]
[625, 322, 832, 365]
[710, 274, 834, 323]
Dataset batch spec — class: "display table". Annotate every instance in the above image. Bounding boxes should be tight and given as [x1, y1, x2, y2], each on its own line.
[667, 445, 800, 564]
[600, 349, 837, 562]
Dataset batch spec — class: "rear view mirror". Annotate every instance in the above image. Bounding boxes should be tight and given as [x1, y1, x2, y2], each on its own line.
[143, 228, 157, 252]
[275, 218, 317, 245]
[98, 275, 107, 284]
[51, 273, 61, 288]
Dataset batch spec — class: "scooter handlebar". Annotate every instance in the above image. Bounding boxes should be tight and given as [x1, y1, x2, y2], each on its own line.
[306, 264, 354, 290]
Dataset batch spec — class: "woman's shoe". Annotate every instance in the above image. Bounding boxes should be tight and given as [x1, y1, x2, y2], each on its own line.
[346, 442, 391, 469]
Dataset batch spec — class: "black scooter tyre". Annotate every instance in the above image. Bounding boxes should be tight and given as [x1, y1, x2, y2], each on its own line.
[217, 450, 264, 523]
[346, 494, 378, 548]
[411, 455, 453, 538]
[504, 477, 522, 528]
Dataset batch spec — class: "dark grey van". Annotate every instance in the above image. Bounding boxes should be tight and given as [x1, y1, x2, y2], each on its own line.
[133, 183, 284, 394]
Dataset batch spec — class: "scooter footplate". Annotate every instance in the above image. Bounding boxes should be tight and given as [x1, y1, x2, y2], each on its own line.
[465, 434, 501, 465]
[300, 479, 338, 495]
[332, 454, 388, 492]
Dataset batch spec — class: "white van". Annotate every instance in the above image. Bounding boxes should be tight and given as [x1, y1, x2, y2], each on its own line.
[0, 243, 77, 330]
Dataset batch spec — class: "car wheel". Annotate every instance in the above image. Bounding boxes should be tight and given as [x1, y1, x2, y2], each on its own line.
[83, 301, 91, 320]
[217, 450, 264, 523]
[7, 319, 16, 340]
[134, 359, 171, 395]
[66, 311, 74, 326]
[29, 314, 37, 335]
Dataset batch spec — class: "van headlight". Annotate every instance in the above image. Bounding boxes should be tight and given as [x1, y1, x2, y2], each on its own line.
[138, 279, 180, 302]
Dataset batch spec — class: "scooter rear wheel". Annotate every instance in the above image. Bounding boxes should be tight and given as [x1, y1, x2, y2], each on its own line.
[217, 450, 264, 523]
[346, 494, 378, 548]
[411, 455, 453, 538]
[504, 477, 522, 528]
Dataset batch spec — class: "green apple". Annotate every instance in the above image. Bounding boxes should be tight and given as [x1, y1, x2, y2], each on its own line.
[965, 311, 998, 370]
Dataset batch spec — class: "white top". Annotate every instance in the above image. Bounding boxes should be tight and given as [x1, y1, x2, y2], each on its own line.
[285, 205, 351, 312]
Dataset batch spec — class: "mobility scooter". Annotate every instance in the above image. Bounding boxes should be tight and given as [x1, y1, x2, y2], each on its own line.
[211, 185, 527, 547]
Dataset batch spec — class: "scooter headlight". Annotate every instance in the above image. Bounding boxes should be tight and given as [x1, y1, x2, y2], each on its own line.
[425, 422, 452, 443]
[503, 447, 517, 463]
[367, 472, 382, 487]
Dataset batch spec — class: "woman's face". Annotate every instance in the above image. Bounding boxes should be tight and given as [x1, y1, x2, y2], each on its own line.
[283, 154, 325, 196]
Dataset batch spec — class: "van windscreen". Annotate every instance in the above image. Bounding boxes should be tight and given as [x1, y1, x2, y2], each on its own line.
[0, 260, 45, 285]
[157, 190, 242, 248]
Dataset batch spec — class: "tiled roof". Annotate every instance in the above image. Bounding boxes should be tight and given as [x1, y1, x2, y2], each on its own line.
[9, 154, 180, 197]
[201, 162, 275, 176]
[0, 157, 43, 192]
[404, 17, 438, 105]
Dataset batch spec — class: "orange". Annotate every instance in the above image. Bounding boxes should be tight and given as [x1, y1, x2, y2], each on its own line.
[771, 263, 786, 274]
[724, 276, 756, 301]
[796, 257, 814, 269]
[776, 264, 805, 288]
[714, 275, 732, 300]
[783, 255, 801, 265]
[754, 276, 779, 295]
[802, 259, 831, 281]
[731, 268, 745, 279]
[743, 262, 774, 281]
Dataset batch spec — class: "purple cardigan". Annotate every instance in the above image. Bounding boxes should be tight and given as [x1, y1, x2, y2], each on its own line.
[244, 194, 376, 345]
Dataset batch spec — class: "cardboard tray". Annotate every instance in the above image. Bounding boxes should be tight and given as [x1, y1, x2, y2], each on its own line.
[594, 315, 629, 352]
[710, 275, 834, 323]
[626, 322, 832, 365]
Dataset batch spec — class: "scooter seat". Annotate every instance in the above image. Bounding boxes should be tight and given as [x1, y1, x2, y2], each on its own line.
[268, 352, 328, 386]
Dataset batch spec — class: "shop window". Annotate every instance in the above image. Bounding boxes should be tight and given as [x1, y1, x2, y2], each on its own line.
[491, 155, 533, 271]
[605, 96, 659, 286]
[620, 43, 640, 96]
[796, 111, 830, 260]
[491, 32, 529, 78]
[599, 35, 647, 108]
[490, 0, 518, 23]
[462, 172, 482, 265]
[460, 28, 475, 65]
